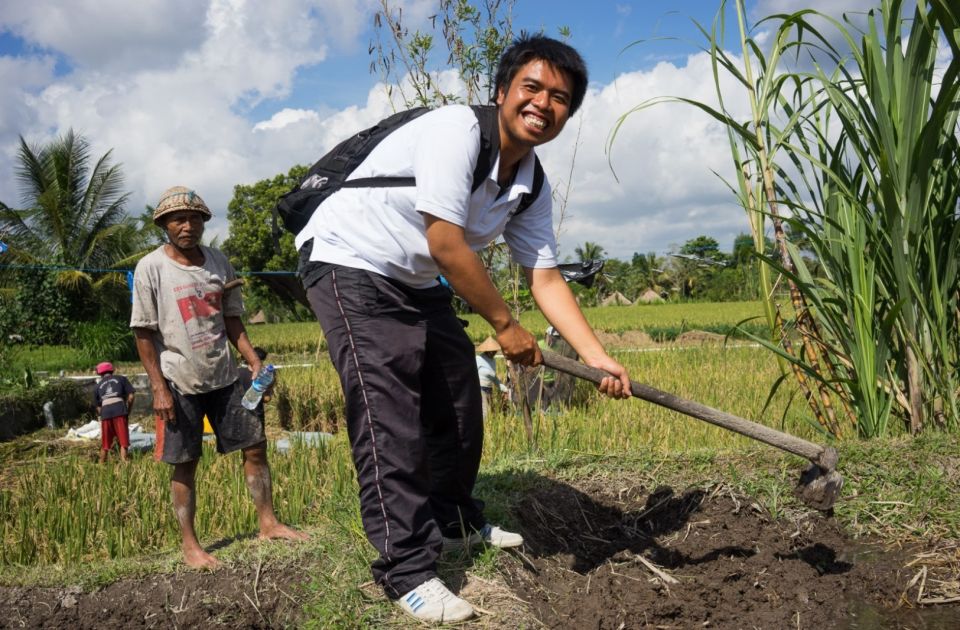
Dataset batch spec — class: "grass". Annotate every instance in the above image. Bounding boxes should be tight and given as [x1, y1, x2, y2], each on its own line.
[0, 437, 339, 567]
[2, 344, 92, 377]
[1, 302, 957, 626]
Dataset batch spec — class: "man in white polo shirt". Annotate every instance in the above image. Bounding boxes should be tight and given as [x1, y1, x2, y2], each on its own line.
[296, 33, 631, 623]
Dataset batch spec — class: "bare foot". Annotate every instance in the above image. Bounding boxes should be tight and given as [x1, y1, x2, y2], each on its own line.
[183, 546, 220, 569]
[258, 522, 309, 542]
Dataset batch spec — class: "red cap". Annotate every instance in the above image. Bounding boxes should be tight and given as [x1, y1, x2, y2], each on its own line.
[95, 362, 114, 375]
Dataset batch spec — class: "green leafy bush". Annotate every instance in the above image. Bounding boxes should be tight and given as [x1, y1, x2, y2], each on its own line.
[0, 271, 72, 345]
[0, 379, 92, 439]
[73, 320, 138, 363]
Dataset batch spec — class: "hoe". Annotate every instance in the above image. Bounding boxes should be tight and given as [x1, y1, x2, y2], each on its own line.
[540, 349, 844, 511]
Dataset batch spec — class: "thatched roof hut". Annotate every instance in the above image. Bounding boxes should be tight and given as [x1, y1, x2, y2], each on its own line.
[637, 289, 664, 304]
[601, 291, 633, 306]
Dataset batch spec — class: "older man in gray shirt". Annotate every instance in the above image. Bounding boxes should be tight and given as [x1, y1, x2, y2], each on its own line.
[131, 186, 306, 569]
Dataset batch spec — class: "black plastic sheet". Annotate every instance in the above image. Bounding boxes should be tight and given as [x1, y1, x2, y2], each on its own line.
[557, 259, 605, 287]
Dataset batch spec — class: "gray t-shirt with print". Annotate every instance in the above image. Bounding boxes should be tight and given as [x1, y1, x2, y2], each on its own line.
[130, 245, 244, 394]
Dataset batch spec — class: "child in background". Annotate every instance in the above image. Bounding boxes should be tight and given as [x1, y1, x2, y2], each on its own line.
[93, 362, 135, 463]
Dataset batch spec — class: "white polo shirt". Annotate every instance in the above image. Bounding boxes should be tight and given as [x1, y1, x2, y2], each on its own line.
[294, 104, 557, 289]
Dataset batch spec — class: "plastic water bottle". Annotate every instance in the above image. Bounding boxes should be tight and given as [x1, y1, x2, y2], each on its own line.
[241, 365, 275, 410]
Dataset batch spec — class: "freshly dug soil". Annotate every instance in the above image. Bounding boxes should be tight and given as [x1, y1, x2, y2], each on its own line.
[503, 476, 959, 629]
[0, 563, 304, 629]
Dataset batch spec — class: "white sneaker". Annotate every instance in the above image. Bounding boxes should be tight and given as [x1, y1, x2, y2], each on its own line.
[396, 577, 474, 623]
[443, 524, 524, 550]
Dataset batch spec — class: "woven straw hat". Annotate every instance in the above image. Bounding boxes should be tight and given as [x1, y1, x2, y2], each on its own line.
[476, 336, 500, 353]
[153, 186, 212, 225]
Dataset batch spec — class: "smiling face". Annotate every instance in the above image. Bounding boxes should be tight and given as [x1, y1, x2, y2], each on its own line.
[162, 210, 205, 251]
[496, 59, 574, 156]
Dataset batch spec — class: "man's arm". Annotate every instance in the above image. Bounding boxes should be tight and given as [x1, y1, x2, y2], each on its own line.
[424, 215, 539, 365]
[125, 379, 136, 411]
[133, 327, 176, 423]
[526, 266, 631, 398]
[225, 316, 262, 379]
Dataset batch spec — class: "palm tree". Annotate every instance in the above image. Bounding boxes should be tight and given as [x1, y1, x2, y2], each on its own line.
[631, 251, 665, 292]
[574, 241, 606, 263]
[572, 241, 608, 304]
[0, 130, 147, 318]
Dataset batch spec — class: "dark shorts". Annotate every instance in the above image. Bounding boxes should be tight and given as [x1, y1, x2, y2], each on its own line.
[101, 415, 129, 450]
[154, 380, 266, 464]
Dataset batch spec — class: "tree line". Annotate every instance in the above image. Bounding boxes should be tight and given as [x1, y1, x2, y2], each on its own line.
[0, 132, 772, 350]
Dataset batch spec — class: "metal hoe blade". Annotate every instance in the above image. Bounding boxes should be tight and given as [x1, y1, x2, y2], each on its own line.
[540, 350, 844, 511]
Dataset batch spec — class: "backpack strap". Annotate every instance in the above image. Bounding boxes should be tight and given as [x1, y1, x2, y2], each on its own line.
[515, 156, 545, 216]
[323, 106, 499, 193]
[469, 105, 500, 192]
[468, 104, 544, 216]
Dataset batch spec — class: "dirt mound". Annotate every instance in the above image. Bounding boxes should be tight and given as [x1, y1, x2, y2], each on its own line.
[592, 329, 725, 349]
[503, 476, 956, 629]
[676, 330, 726, 344]
[595, 331, 622, 347]
[619, 330, 655, 348]
[0, 562, 304, 629]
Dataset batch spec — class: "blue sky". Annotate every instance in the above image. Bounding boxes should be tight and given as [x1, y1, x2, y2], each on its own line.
[251, 1, 726, 114]
[0, 0, 875, 261]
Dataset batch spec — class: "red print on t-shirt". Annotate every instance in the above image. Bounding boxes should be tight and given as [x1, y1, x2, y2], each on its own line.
[177, 290, 223, 324]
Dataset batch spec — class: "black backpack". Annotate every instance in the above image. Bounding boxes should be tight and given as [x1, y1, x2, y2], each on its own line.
[274, 104, 545, 236]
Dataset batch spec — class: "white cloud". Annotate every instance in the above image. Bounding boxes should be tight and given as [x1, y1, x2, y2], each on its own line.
[754, 0, 879, 17]
[0, 0, 377, 238]
[253, 108, 320, 131]
[0, 55, 57, 204]
[0, 0, 206, 72]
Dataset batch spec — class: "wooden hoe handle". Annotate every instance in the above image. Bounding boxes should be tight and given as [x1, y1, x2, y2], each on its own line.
[540, 349, 833, 469]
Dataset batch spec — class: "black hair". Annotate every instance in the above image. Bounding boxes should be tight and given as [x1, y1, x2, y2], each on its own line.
[493, 33, 589, 115]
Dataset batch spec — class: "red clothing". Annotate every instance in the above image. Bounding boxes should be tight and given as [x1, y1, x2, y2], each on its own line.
[101, 415, 130, 450]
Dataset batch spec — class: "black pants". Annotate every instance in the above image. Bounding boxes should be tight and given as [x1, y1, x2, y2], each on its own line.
[306, 265, 485, 598]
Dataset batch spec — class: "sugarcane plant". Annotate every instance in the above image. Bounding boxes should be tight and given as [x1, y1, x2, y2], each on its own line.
[611, 0, 959, 438]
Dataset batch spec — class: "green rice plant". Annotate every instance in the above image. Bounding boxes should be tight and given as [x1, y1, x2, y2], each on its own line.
[462, 300, 768, 341]
[0, 438, 350, 567]
[273, 365, 344, 432]
[247, 321, 328, 356]
[2, 340, 832, 569]
[2, 344, 92, 377]
[9, 331, 941, 575]
[72, 320, 138, 363]
[482, 345, 832, 463]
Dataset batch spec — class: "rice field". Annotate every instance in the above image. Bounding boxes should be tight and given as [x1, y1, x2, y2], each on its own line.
[1, 300, 834, 568]
[483, 344, 826, 459]
[0, 436, 356, 567]
[247, 300, 771, 353]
